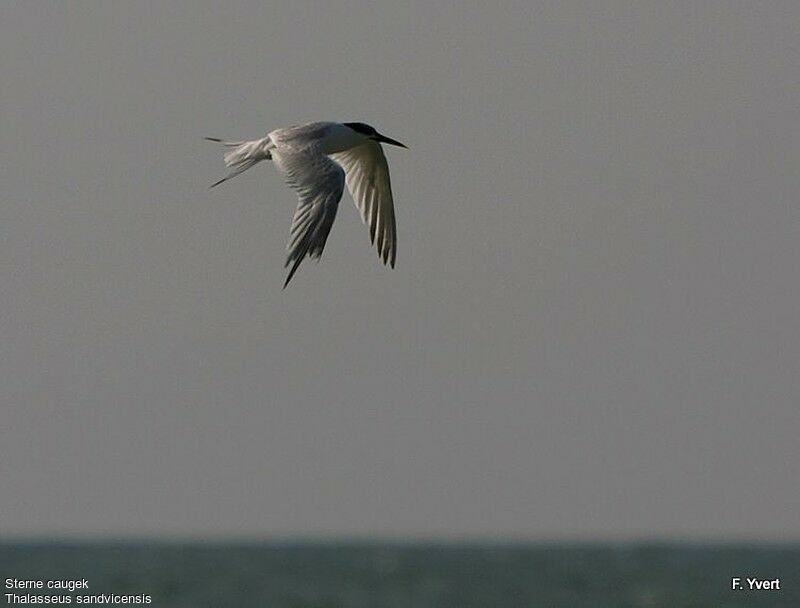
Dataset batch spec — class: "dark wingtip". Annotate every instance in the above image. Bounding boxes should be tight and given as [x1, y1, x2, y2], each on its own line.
[207, 138, 224, 188]
[283, 259, 302, 289]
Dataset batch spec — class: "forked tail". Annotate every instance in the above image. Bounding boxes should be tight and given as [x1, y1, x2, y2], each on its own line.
[205, 136, 272, 188]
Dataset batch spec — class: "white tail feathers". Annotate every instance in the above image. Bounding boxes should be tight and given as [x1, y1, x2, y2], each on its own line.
[205, 137, 272, 188]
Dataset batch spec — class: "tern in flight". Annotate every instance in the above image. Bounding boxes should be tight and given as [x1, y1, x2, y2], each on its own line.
[206, 121, 407, 287]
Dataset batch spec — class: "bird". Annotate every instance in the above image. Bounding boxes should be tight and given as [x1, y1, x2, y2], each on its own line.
[205, 121, 407, 287]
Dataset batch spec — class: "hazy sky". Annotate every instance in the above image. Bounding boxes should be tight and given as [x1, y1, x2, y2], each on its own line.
[1, 1, 799, 540]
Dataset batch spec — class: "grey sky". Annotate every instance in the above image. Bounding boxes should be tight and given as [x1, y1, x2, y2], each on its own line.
[1, 1, 798, 540]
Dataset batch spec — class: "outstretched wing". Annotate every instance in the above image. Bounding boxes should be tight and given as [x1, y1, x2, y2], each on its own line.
[331, 141, 397, 267]
[273, 147, 346, 287]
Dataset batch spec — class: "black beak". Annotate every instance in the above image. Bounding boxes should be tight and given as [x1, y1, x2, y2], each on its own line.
[373, 133, 408, 149]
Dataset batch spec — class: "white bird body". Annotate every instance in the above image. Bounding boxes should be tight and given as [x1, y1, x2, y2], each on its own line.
[206, 121, 406, 287]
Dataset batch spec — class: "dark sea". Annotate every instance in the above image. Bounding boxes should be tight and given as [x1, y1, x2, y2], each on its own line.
[1, 542, 796, 607]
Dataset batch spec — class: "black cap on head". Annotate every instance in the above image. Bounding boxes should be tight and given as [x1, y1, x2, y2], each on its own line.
[344, 122, 407, 148]
[343, 122, 377, 136]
